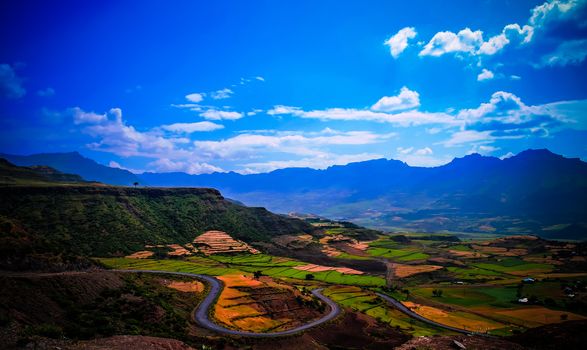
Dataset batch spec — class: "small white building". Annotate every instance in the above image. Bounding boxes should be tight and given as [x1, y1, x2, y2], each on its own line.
[518, 297, 528, 303]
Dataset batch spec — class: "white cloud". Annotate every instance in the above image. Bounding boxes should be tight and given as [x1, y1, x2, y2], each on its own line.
[441, 130, 495, 147]
[397, 147, 414, 155]
[529, 0, 584, 28]
[255, 76, 265, 81]
[210, 88, 233, 100]
[71, 107, 109, 124]
[161, 121, 224, 133]
[395, 146, 450, 166]
[419, 25, 533, 58]
[247, 109, 263, 116]
[0, 63, 25, 99]
[415, 147, 433, 155]
[419, 28, 484, 57]
[268, 89, 458, 126]
[417, 0, 585, 66]
[200, 109, 243, 120]
[147, 158, 223, 175]
[268, 105, 457, 126]
[75, 107, 190, 159]
[385, 27, 417, 58]
[371, 86, 420, 112]
[538, 39, 587, 67]
[510, 75, 522, 80]
[185, 93, 205, 103]
[467, 144, 500, 155]
[439, 90, 576, 148]
[242, 153, 383, 173]
[108, 161, 144, 174]
[194, 131, 395, 159]
[477, 68, 495, 81]
[478, 24, 534, 55]
[500, 151, 515, 159]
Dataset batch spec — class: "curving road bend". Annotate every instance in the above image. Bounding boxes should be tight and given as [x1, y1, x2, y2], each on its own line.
[376, 292, 495, 337]
[113, 269, 340, 337]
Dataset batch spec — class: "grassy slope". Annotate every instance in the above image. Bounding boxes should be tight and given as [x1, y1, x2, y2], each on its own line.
[0, 185, 314, 257]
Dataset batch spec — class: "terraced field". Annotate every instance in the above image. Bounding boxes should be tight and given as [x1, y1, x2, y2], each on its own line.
[213, 274, 323, 332]
[322, 286, 444, 336]
[101, 232, 587, 341]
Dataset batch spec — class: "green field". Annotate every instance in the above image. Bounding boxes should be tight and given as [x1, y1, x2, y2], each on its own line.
[100, 255, 386, 287]
[322, 286, 446, 336]
[412, 286, 518, 308]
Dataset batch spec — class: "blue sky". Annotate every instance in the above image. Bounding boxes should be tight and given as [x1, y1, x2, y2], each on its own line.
[1, 0, 586, 174]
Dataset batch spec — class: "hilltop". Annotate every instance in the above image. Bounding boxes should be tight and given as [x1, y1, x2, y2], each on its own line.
[0, 160, 314, 269]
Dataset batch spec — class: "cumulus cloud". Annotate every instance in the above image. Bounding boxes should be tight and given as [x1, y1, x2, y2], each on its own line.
[477, 24, 534, 55]
[73, 107, 192, 160]
[419, 28, 484, 57]
[477, 68, 495, 81]
[538, 39, 587, 67]
[371, 86, 420, 112]
[395, 146, 450, 166]
[200, 109, 243, 120]
[0, 63, 25, 99]
[194, 130, 395, 159]
[268, 88, 458, 127]
[415, 147, 433, 155]
[185, 93, 205, 103]
[500, 151, 515, 159]
[419, 25, 533, 58]
[242, 152, 383, 173]
[529, 0, 586, 28]
[385, 27, 417, 58]
[440, 90, 577, 147]
[161, 121, 224, 133]
[210, 88, 233, 100]
[268, 106, 457, 126]
[71, 107, 109, 124]
[417, 0, 585, 68]
[441, 130, 496, 147]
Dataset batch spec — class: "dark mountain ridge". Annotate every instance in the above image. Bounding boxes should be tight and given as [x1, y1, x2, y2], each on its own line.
[2, 149, 586, 238]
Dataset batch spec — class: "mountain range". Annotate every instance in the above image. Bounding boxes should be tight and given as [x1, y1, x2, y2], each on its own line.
[2, 149, 586, 239]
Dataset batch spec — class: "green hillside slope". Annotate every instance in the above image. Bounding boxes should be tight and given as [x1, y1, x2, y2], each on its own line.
[0, 185, 314, 258]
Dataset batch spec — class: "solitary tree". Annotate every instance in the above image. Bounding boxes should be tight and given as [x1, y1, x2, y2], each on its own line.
[432, 289, 444, 297]
[253, 270, 263, 279]
[305, 273, 315, 280]
[133, 182, 139, 187]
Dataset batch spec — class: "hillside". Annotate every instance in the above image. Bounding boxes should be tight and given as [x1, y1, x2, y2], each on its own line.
[0, 158, 86, 185]
[0, 185, 314, 259]
[0, 162, 314, 264]
[0, 152, 140, 186]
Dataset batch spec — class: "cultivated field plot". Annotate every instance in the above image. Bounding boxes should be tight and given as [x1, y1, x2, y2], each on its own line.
[322, 286, 444, 336]
[101, 232, 587, 340]
[213, 274, 323, 332]
[367, 239, 430, 261]
[100, 254, 387, 287]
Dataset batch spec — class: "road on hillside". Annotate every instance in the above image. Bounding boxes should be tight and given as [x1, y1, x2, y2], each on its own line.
[114, 269, 341, 337]
[376, 292, 489, 335]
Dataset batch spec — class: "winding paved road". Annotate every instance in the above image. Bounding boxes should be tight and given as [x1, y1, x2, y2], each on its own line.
[376, 292, 493, 336]
[114, 269, 341, 337]
[113, 269, 488, 337]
